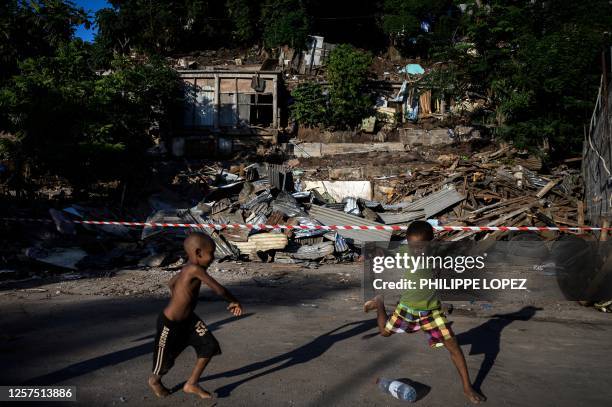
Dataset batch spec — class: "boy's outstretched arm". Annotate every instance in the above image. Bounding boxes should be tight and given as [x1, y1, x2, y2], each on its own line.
[193, 267, 243, 316]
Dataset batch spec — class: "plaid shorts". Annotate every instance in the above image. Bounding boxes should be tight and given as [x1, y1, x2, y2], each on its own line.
[384, 303, 454, 348]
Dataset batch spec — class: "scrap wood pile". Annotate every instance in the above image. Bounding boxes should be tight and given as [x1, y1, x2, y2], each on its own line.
[364, 145, 584, 241]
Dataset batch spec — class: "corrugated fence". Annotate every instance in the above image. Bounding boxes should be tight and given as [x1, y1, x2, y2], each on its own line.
[584, 48, 612, 225]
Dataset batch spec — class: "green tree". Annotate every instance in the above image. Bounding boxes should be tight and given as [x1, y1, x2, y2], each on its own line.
[441, 0, 612, 157]
[290, 82, 327, 127]
[326, 44, 372, 128]
[0, 42, 182, 190]
[0, 0, 88, 82]
[261, 0, 310, 48]
[94, 0, 231, 56]
[226, 0, 261, 44]
[380, 0, 455, 56]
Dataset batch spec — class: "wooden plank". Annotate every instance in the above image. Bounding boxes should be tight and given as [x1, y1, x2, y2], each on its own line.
[578, 201, 585, 226]
[536, 179, 561, 198]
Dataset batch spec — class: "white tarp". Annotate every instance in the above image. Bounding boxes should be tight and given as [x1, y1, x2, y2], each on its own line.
[303, 181, 373, 202]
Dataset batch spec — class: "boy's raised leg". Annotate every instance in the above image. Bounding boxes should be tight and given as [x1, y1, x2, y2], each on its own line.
[443, 337, 486, 404]
[364, 295, 392, 336]
[148, 374, 170, 398]
[183, 357, 214, 399]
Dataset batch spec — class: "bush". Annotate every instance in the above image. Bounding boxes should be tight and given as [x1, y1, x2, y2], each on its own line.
[261, 0, 310, 48]
[290, 82, 327, 127]
[326, 44, 373, 128]
[0, 42, 183, 190]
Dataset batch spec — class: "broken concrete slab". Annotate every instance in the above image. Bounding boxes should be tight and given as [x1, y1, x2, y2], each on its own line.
[399, 128, 454, 146]
[292, 241, 335, 260]
[25, 247, 87, 270]
[293, 142, 406, 158]
[138, 253, 167, 268]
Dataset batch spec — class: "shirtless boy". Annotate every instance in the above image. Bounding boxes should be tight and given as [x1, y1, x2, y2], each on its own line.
[148, 232, 243, 399]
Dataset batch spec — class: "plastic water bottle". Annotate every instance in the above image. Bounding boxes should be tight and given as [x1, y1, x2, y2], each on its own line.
[377, 378, 417, 402]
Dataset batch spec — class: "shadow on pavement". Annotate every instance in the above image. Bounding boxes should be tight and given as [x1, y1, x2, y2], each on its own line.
[456, 306, 541, 392]
[22, 313, 253, 385]
[182, 319, 378, 398]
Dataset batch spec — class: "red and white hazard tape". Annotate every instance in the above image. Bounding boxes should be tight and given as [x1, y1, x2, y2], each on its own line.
[0, 217, 606, 232]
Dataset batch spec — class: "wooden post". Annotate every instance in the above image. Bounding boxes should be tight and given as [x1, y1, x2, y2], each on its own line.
[578, 201, 585, 226]
[213, 74, 220, 129]
[600, 218, 610, 242]
[272, 76, 278, 129]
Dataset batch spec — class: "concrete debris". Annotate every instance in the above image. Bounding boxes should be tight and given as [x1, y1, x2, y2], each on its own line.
[292, 241, 335, 260]
[25, 247, 87, 270]
[138, 253, 167, 268]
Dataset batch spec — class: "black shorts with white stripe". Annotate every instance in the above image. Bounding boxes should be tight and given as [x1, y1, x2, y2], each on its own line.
[152, 312, 221, 376]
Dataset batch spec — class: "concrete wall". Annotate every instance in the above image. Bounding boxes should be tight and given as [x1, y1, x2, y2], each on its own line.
[398, 128, 454, 146]
[293, 142, 406, 158]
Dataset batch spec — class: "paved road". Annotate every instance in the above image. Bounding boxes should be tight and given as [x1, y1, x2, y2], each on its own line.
[2, 271, 612, 407]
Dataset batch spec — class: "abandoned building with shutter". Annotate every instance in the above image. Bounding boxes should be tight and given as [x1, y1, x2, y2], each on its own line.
[174, 61, 283, 156]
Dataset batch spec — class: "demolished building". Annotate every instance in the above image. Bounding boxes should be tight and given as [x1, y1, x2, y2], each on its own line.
[173, 61, 284, 157]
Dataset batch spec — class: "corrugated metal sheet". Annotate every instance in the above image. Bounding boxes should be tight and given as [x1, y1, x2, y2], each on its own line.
[245, 213, 267, 225]
[183, 211, 239, 260]
[308, 205, 392, 244]
[242, 190, 273, 210]
[377, 210, 425, 225]
[292, 217, 327, 238]
[141, 210, 183, 240]
[272, 191, 307, 217]
[266, 163, 294, 191]
[394, 188, 465, 218]
[322, 203, 346, 211]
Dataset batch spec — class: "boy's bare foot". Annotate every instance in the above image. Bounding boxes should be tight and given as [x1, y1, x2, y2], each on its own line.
[183, 383, 213, 399]
[148, 375, 169, 398]
[363, 295, 383, 313]
[464, 386, 486, 404]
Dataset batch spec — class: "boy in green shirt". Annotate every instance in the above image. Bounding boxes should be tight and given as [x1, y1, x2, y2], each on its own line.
[364, 221, 485, 404]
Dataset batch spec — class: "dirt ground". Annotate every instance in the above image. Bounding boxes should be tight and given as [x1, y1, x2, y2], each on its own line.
[1, 262, 611, 407]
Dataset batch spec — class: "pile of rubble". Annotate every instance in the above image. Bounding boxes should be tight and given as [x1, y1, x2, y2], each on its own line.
[3, 142, 585, 276]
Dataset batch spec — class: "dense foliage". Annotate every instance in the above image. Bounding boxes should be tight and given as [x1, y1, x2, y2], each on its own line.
[290, 82, 327, 127]
[432, 0, 612, 156]
[0, 1, 183, 192]
[291, 46, 372, 128]
[326, 45, 373, 128]
[2, 0, 612, 193]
